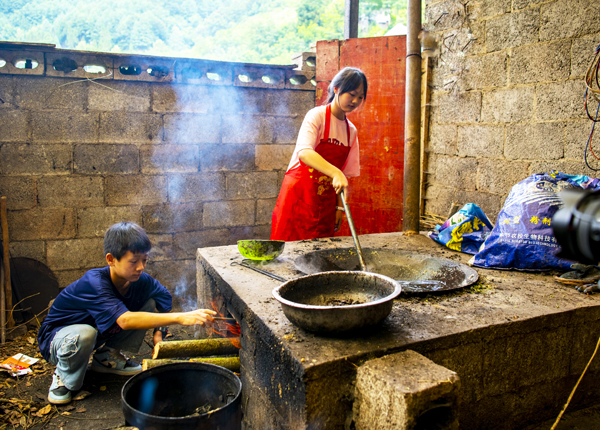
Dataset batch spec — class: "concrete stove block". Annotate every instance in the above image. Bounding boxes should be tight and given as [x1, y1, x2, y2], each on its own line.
[353, 349, 459, 430]
[196, 232, 600, 429]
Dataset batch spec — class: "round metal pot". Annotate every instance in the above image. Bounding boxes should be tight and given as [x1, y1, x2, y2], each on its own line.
[237, 239, 285, 260]
[272, 271, 401, 335]
[121, 362, 242, 430]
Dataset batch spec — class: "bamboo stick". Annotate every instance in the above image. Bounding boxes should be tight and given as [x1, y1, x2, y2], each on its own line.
[142, 357, 240, 372]
[0, 197, 13, 328]
[153, 337, 240, 359]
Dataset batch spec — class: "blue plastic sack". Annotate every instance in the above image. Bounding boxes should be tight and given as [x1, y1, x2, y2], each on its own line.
[471, 171, 600, 271]
[429, 203, 494, 255]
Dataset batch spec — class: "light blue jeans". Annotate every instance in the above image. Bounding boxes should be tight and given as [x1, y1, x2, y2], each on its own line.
[48, 299, 155, 391]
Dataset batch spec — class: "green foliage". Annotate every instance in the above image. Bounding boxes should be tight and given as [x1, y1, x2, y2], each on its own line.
[0, 0, 407, 64]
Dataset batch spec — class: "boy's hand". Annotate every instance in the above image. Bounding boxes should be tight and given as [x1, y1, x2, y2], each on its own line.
[179, 309, 217, 326]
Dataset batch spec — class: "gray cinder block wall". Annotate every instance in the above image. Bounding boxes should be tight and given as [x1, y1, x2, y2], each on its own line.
[0, 44, 315, 309]
[423, 0, 600, 220]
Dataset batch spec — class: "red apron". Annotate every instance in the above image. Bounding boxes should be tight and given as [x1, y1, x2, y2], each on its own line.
[271, 105, 351, 241]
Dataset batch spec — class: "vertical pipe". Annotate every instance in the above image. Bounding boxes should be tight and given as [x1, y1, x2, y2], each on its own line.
[344, 0, 359, 39]
[403, 0, 422, 233]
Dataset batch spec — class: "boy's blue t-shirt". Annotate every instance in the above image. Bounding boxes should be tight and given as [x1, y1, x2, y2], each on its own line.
[38, 267, 172, 361]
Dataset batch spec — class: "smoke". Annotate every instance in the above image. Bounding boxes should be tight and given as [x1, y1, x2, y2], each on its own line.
[145, 63, 300, 311]
[174, 280, 197, 312]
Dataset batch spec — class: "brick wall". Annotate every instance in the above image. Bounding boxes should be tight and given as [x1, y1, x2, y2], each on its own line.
[0, 44, 316, 309]
[423, 0, 600, 221]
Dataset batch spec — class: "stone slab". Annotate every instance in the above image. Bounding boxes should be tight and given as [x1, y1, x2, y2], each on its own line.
[353, 350, 460, 430]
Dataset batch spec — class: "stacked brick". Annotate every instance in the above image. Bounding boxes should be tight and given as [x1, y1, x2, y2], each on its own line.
[0, 44, 316, 307]
[423, 0, 600, 221]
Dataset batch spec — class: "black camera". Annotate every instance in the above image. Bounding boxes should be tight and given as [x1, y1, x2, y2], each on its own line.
[553, 189, 600, 265]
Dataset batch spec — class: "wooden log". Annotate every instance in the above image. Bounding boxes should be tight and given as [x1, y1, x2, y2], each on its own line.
[1, 264, 4, 344]
[153, 337, 240, 359]
[0, 197, 14, 328]
[142, 357, 241, 372]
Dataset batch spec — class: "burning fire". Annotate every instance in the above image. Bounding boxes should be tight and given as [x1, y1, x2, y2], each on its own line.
[210, 302, 241, 349]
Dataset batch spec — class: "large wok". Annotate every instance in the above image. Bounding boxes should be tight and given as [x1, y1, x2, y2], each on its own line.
[294, 247, 478, 294]
[272, 271, 401, 335]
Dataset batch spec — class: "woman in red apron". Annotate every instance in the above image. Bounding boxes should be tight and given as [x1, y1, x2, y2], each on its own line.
[271, 67, 368, 241]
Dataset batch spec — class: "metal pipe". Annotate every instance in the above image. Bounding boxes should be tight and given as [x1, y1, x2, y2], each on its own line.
[230, 261, 287, 283]
[344, 0, 359, 39]
[403, 0, 422, 233]
[340, 190, 367, 271]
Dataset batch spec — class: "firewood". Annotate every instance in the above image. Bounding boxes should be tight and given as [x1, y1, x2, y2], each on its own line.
[152, 337, 240, 359]
[142, 357, 240, 372]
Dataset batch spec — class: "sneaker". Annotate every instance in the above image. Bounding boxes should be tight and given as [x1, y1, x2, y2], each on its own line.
[90, 348, 142, 376]
[48, 372, 71, 405]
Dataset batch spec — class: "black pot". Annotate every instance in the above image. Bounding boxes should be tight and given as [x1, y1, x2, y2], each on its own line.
[121, 362, 241, 430]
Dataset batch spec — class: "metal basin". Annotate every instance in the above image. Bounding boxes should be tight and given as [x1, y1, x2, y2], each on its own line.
[122, 362, 241, 430]
[294, 248, 478, 294]
[237, 239, 285, 260]
[272, 271, 401, 335]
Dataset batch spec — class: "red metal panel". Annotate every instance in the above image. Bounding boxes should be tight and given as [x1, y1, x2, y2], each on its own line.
[315, 40, 341, 82]
[315, 40, 340, 106]
[316, 36, 406, 236]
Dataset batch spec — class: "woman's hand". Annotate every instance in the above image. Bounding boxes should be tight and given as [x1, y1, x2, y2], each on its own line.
[331, 170, 348, 195]
[299, 149, 348, 194]
[178, 309, 217, 326]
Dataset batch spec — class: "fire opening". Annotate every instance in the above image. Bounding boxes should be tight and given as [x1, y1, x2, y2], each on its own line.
[210, 302, 241, 349]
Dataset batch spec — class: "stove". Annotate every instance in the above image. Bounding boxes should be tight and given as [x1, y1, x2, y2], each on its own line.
[197, 232, 600, 429]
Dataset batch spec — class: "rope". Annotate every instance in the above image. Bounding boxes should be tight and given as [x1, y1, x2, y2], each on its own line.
[583, 43, 600, 170]
[550, 333, 600, 429]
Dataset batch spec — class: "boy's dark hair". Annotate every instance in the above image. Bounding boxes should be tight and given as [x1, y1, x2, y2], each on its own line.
[325, 67, 368, 105]
[103, 222, 151, 260]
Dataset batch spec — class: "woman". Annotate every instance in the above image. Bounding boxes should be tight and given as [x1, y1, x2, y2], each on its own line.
[271, 67, 368, 241]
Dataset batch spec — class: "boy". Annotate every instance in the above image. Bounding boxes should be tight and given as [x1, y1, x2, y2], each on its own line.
[37, 222, 216, 405]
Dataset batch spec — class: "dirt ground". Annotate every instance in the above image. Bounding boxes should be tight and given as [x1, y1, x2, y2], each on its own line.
[0, 325, 199, 430]
[2, 295, 600, 430]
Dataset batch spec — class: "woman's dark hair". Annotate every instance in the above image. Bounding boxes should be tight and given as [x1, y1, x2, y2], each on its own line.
[103, 221, 151, 260]
[325, 67, 368, 105]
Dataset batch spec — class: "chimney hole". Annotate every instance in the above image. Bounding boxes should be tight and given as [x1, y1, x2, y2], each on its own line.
[289, 75, 308, 86]
[119, 65, 142, 76]
[148, 65, 169, 78]
[206, 72, 221, 81]
[306, 56, 316, 67]
[238, 74, 254, 83]
[53, 57, 78, 73]
[310, 79, 317, 86]
[262, 75, 278, 84]
[15, 59, 39, 69]
[0, 58, 5, 68]
[84, 65, 107, 74]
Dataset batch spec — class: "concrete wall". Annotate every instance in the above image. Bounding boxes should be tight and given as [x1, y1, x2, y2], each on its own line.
[423, 0, 600, 221]
[0, 44, 316, 309]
